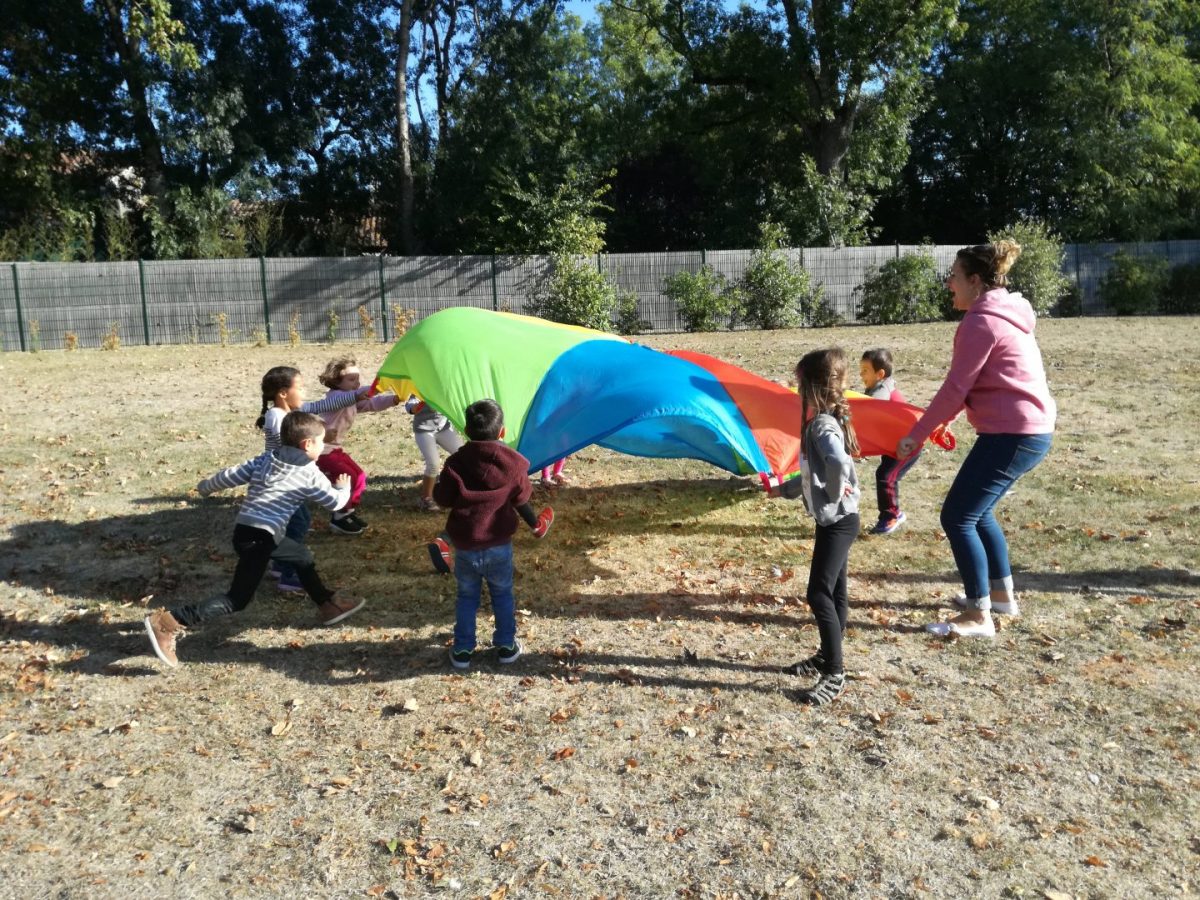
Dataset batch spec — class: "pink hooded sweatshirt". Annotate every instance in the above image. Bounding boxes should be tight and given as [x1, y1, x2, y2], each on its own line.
[906, 288, 1056, 446]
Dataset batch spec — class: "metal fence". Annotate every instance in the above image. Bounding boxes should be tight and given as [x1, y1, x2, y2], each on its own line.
[3, 240, 1197, 351]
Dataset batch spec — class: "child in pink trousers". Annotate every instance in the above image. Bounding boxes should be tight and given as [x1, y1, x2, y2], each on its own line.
[315, 356, 401, 535]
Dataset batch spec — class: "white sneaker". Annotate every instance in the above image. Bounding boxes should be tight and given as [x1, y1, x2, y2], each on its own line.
[926, 617, 996, 638]
[952, 593, 1020, 616]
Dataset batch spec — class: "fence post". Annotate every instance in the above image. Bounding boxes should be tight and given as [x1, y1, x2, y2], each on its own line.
[895, 241, 900, 259]
[700, 248, 706, 268]
[491, 254, 499, 311]
[379, 254, 389, 342]
[11, 264, 25, 352]
[1073, 244, 1083, 314]
[137, 259, 151, 345]
[596, 252, 602, 274]
[259, 256, 271, 343]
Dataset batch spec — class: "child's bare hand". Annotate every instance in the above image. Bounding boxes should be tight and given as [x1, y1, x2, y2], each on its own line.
[335, 474, 350, 489]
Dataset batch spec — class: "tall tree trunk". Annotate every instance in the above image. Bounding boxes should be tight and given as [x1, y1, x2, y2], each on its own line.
[395, 0, 416, 254]
[97, 0, 169, 217]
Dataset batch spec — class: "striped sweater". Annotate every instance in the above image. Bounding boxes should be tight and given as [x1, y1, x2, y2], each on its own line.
[197, 446, 350, 541]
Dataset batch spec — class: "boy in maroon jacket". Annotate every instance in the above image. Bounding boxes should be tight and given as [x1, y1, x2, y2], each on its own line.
[431, 399, 552, 669]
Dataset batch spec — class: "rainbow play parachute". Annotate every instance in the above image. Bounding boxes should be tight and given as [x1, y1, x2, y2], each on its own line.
[373, 308, 952, 485]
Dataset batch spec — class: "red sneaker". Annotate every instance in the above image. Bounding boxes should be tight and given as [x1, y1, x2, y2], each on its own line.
[427, 537, 453, 574]
[533, 507, 554, 539]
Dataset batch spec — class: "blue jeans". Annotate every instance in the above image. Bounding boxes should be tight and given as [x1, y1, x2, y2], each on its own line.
[453, 543, 517, 652]
[277, 503, 312, 580]
[941, 433, 1052, 609]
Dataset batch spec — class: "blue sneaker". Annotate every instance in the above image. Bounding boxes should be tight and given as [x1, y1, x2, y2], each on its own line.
[870, 511, 906, 535]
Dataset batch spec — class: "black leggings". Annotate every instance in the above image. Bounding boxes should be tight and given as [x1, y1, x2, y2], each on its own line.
[805, 513, 858, 674]
[171, 524, 334, 627]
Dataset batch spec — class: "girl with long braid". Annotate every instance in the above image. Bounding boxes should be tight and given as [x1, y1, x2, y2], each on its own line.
[774, 348, 861, 705]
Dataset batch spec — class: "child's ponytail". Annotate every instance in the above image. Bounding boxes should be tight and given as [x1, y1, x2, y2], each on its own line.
[256, 366, 300, 429]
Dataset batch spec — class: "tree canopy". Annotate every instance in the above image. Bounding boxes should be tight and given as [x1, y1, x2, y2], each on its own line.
[2, 0, 1199, 258]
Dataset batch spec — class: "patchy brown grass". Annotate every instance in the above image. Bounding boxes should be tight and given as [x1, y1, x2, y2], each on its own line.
[0, 318, 1198, 899]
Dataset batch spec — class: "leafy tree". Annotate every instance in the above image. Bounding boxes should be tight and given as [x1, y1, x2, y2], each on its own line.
[427, 4, 608, 253]
[624, 0, 958, 247]
[879, 0, 1200, 243]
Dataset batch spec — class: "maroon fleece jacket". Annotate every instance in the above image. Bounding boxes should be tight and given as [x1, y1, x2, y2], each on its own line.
[432, 440, 533, 550]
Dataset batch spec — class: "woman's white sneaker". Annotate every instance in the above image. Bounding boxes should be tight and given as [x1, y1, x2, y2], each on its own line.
[926, 617, 996, 638]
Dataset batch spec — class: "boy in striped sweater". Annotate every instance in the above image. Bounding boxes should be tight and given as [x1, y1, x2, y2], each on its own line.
[144, 412, 365, 668]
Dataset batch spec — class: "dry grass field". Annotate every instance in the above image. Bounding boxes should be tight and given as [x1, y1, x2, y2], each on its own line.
[0, 317, 1198, 899]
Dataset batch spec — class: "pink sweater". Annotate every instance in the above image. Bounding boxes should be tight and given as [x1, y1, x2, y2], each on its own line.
[318, 389, 399, 451]
[906, 289, 1056, 446]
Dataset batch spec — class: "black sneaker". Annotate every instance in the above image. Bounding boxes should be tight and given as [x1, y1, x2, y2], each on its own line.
[330, 515, 365, 536]
[346, 512, 368, 529]
[496, 640, 522, 664]
[449, 648, 472, 670]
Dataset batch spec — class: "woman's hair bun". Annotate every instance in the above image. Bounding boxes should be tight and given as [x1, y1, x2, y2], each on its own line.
[992, 239, 1022, 277]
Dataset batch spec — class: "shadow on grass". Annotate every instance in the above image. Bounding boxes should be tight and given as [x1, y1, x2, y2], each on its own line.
[156, 636, 798, 696]
[854, 566, 1200, 599]
[0, 476, 767, 608]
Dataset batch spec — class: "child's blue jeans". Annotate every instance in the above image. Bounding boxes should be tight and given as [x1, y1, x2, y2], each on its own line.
[453, 543, 517, 652]
[941, 433, 1052, 608]
[277, 503, 311, 580]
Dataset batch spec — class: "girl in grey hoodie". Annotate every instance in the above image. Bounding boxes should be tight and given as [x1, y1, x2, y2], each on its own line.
[776, 348, 861, 705]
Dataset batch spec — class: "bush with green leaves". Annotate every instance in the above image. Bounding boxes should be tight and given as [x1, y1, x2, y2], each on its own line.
[1056, 283, 1083, 318]
[735, 221, 826, 330]
[0, 207, 96, 261]
[1162, 261, 1200, 315]
[613, 290, 649, 336]
[663, 266, 735, 332]
[855, 251, 947, 325]
[1098, 251, 1169, 315]
[988, 219, 1069, 316]
[529, 254, 620, 331]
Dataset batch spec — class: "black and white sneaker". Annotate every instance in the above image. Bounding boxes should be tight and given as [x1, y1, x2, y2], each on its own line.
[786, 652, 825, 678]
[797, 672, 845, 706]
[329, 514, 366, 536]
[496, 640, 522, 664]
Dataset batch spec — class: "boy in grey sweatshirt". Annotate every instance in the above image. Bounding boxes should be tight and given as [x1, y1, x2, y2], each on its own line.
[144, 412, 365, 668]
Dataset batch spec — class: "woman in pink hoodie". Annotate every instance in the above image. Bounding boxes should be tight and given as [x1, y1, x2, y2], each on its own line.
[897, 241, 1056, 638]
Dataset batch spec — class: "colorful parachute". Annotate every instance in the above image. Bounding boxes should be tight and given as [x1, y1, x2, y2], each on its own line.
[373, 308, 952, 485]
